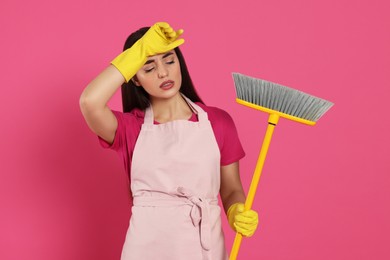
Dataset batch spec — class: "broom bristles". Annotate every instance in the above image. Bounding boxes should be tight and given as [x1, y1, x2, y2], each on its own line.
[232, 73, 334, 122]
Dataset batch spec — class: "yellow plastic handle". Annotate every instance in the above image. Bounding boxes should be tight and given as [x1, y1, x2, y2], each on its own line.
[229, 113, 279, 260]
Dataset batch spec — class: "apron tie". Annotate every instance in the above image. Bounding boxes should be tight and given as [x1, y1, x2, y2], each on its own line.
[173, 187, 214, 251]
[133, 188, 216, 252]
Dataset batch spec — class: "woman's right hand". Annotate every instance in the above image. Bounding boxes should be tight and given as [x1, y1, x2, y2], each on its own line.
[140, 22, 184, 56]
[111, 22, 184, 82]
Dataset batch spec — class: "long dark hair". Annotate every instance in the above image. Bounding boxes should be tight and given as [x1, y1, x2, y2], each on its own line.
[120, 27, 203, 112]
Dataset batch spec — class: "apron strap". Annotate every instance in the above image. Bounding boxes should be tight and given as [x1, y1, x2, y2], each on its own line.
[181, 94, 209, 123]
[143, 93, 209, 126]
[143, 103, 154, 125]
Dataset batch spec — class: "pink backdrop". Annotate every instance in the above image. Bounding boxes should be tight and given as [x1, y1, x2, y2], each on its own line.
[1, 0, 389, 259]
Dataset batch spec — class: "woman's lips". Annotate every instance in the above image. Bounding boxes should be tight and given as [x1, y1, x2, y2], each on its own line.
[160, 80, 174, 90]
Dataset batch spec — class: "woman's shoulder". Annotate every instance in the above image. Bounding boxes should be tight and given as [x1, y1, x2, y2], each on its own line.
[195, 101, 231, 116]
[127, 107, 145, 119]
[195, 102, 234, 124]
[113, 108, 145, 126]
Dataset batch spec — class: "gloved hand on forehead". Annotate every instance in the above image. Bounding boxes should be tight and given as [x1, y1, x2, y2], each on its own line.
[111, 22, 184, 82]
[141, 22, 184, 55]
[155, 22, 184, 42]
[227, 203, 259, 237]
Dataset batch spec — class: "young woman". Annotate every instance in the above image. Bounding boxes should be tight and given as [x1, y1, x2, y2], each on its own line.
[79, 22, 258, 260]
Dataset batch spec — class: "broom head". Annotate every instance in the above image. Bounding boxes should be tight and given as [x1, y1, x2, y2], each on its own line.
[232, 73, 334, 125]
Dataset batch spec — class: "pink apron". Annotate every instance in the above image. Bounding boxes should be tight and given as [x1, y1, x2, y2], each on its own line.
[120, 95, 228, 260]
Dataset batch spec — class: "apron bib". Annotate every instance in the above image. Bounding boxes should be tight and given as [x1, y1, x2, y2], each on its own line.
[120, 95, 228, 260]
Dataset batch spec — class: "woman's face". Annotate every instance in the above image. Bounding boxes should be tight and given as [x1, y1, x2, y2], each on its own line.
[134, 50, 182, 101]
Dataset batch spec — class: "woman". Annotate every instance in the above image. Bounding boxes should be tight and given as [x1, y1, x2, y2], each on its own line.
[79, 22, 258, 260]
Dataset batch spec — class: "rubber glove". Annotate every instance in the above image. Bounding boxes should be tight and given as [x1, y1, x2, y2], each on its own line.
[111, 22, 184, 82]
[227, 203, 259, 237]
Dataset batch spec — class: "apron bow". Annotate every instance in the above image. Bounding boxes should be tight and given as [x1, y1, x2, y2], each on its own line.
[174, 187, 214, 251]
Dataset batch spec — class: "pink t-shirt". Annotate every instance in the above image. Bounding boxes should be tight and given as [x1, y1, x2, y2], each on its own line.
[98, 102, 245, 180]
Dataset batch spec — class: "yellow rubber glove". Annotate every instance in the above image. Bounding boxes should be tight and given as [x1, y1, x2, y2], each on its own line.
[111, 22, 184, 82]
[227, 203, 259, 237]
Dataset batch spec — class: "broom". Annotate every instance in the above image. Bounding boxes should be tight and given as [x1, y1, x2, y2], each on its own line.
[229, 73, 334, 260]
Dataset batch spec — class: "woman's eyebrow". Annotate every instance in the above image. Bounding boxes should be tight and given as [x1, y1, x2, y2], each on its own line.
[162, 52, 174, 59]
[145, 59, 155, 65]
[144, 52, 174, 65]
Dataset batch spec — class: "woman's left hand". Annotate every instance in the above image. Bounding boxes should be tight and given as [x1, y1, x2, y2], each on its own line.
[227, 203, 259, 237]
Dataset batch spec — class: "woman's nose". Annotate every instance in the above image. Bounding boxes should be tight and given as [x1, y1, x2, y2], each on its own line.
[157, 64, 168, 78]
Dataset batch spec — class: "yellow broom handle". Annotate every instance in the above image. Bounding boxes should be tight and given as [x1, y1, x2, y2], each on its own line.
[229, 113, 279, 260]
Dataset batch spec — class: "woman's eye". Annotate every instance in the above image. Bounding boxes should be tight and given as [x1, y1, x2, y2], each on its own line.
[144, 67, 154, 73]
[166, 60, 175, 64]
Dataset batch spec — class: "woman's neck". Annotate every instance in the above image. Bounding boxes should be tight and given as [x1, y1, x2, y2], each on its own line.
[150, 93, 193, 123]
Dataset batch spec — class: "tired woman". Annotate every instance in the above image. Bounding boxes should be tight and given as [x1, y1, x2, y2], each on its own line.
[79, 22, 258, 260]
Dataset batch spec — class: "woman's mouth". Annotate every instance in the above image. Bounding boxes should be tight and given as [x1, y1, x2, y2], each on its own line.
[160, 80, 174, 90]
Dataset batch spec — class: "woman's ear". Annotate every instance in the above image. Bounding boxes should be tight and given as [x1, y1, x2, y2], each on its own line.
[131, 76, 141, 86]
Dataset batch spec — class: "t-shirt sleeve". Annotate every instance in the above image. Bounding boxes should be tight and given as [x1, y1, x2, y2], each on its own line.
[98, 110, 126, 152]
[217, 109, 246, 166]
[97, 110, 140, 179]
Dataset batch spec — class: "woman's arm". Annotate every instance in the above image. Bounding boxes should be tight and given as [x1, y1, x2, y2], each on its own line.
[79, 65, 125, 144]
[220, 161, 246, 213]
[220, 161, 259, 237]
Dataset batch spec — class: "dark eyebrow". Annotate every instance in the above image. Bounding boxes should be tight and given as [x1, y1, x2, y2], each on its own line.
[162, 52, 174, 59]
[144, 52, 174, 65]
[145, 59, 155, 65]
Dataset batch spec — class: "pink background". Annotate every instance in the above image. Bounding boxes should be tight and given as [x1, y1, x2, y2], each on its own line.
[1, 0, 389, 259]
